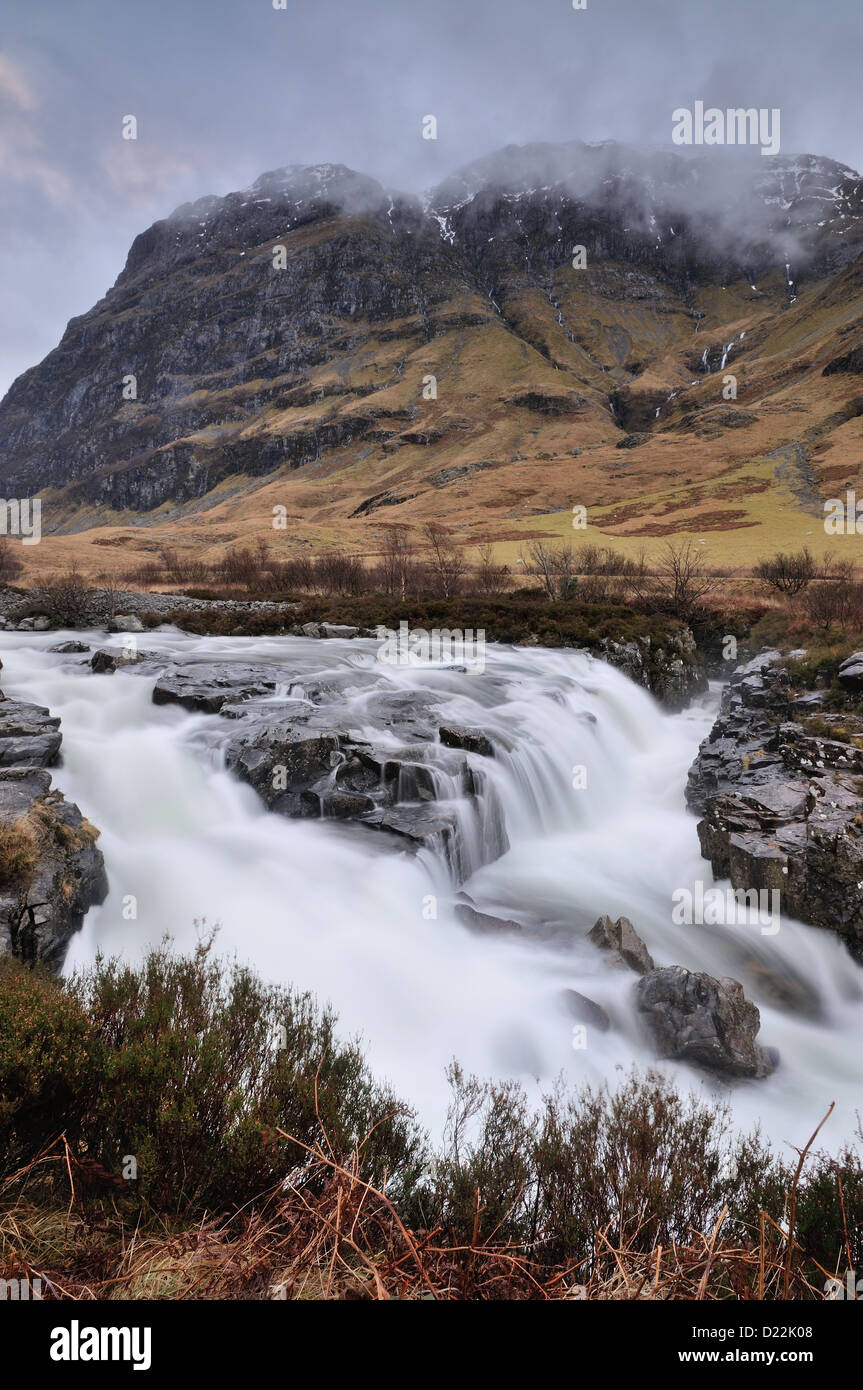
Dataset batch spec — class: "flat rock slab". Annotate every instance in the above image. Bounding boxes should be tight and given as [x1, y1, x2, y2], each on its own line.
[153, 664, 282, 712]
[0, 697, 62, 767]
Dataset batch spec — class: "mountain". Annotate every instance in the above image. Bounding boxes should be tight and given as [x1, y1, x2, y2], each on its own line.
[3, 141, 863, 569]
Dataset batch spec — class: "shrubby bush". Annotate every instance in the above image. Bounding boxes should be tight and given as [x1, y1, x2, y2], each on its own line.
[1, 945, 861, 1292]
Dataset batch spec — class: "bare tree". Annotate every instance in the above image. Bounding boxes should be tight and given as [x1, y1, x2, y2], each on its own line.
[520, 539, 578, 599]
[753, 547, 817, 596]
[634, 539, 712, 621]
[474, 543, 509, 597]
[376, 526, 417, 599]
[520, 539, 557, 598]
[423, 522, 467, 598]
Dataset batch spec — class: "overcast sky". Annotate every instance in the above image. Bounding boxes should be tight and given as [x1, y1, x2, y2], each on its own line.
[2, 0, 862, 398]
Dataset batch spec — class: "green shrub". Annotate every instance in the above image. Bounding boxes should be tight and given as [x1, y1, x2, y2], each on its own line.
[69, 937, 425, 1212]
[423, 1067, 789, 1272]
[0, 957, 99, 1170]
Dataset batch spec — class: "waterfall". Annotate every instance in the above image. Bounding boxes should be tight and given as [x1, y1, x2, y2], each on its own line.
[1, 627, 861, 1148]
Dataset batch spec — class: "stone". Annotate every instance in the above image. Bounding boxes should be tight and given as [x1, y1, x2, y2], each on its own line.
[588, 914, 654, 975]
[838, 652, 863, 691]
[152, 664, 280, 712]
[688, 649, 863, 957]
[0, 771, 108, 967]
[561, 988, 612, 1033]
[455, 903, 522, 935]
[439, 725, 495, 757]
[635, 966, 775, 1079]
[0, 698, 62, 767]
[107, 614, 145, 633]
[49, 641, 91, 654]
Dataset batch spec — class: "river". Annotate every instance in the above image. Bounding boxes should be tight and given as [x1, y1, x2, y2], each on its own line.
[1, 627, 860, 1152]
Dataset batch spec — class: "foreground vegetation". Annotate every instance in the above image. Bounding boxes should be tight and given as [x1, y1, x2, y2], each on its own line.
[1, 941, 860, 1300]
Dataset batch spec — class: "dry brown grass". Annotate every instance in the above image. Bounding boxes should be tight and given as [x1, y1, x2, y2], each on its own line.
[0, 1110, 843, 1303]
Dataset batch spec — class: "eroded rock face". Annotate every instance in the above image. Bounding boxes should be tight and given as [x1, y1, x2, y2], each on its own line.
[600, 628, 707, 711]
[153, 660, 508, 882]
[635, 966, 776, 1079]
[687, 650, 863, 958]
[0, 709, 107, 969]
[3, 145, 860, 521]
[0, 697, 62, 768]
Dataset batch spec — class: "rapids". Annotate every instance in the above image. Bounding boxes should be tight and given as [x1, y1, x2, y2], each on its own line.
[1, 627, 860, 1151]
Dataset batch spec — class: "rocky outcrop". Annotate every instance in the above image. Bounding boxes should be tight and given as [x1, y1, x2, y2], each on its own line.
[636, 966, 776, 1079]
[0, 694, 107, 968]
[152, 661, 507, 882]
[687, 650, 863, 959]
[152, 665, 281, 711]
[600, 628, 706, 711]
[0, 697, 62, 768]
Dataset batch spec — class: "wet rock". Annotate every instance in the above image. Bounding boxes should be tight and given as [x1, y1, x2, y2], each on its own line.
[363, 803, 458, 858]
[600, 627, 707, 711]
[0, 769, 108, 968]
[439, 725, 495, 757]
[588, 914, 654, 975]
[838, 652, 863, 691]
[0, 698, 62, 767]
[152, 664, 279, 711]
[300, 621, 322, 639]
[90, 648, 155, 674]
[320, 623, 359, 639]
[561, 988, 612, 1033]
[311, 789, 377, 819]
[636, 966, 775, 1079]
[32, 616, 52, 631]
[455, 903, 522, 935]
[49, 641, 91, 654]
[728, 945, 824, 1020]
[688, 649, 863, 957]
[107, 614, 145, 633]
[225, 724, 342, 813]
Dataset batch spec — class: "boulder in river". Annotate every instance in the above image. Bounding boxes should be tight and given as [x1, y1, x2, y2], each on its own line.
[90, 648, 155, 674]
[588, 914, 654, 975]
[107, 614, 145, 633]
[636, 965, 776, 1079]
[455, 902, 522, 935]
[153, 664, 279, 711]
[561, 988, 612, 1033]
[439, 725, 495, 757]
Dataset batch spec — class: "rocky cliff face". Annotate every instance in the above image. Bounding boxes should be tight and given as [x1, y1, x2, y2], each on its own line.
[687, 651, 863, 960]
[2, 142, 863, 548]
[0, 687, 108, 968]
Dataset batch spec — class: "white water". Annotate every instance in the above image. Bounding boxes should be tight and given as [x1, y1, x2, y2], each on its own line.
[1, 628, 861, 1154]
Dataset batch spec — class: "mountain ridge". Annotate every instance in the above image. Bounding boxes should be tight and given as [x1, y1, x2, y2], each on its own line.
[3, 139, 863, 572]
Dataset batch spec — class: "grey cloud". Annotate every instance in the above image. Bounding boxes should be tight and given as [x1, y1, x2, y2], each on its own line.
[1, 0, 862, 396]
